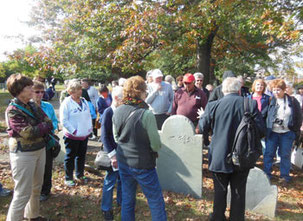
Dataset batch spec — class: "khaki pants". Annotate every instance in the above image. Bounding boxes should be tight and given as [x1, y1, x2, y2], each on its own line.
[6, 148, 46, 221]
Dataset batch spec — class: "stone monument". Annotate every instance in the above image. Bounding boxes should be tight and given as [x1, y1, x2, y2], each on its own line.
[227, 167, 278, 218]
[157, 115, 203, 198]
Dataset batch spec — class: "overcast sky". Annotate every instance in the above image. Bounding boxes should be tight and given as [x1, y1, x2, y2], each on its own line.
[0, 0, 38, 61]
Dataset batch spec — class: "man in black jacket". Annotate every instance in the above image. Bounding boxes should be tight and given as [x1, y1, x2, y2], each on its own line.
[208, 70, 235, 102]
[199, 77, 265, 221]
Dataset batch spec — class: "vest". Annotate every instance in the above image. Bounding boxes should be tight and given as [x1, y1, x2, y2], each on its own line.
[113, 104, 157, 169]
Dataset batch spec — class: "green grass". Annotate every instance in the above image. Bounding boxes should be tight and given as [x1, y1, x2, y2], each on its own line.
[0, 92, 12, 121]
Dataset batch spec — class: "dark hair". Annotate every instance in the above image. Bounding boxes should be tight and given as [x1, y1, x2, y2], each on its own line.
[99, 84, 109, 93]
[81, 78, 89, 83]
[7, 73, 33, 97]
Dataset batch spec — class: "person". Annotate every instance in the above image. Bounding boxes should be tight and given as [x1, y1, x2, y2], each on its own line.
[175, 75, 184, 91]
[0, 182, 11, 197]
[87, 99, 98, 140]
[263, 79, 302, 184]
[205, 84, 214, 94]
[6, 73, 53, 221]
[44, 85, 55, 101]
[164, 75, 177, 91]
[172, 73, 207, 127]
[118, 78, 126, 87]
[208, 70, 235, 102]
[100, 86, 123, 221]
[199, 77, 265, 221]
[264, 75, 276, 97]
[32, 81, 59, 202]
[286, 83, 302, 108]
[194, 72, 209, 99]
[145, 70, 153, 84]
[60, 80, 93, 187]
[237, 75, 250, 97]
[60, 80, 70, 103]
[146, 69, 174, 130]
[247, 79, 270, 121]
[113, 76, 167, 221]
[97, 85, 113, 124]
[50, 76, 56, 90]
[81, 79, 99, 109]
[33, 76, 50, 101]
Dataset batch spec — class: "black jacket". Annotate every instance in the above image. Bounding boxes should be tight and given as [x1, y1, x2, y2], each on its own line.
[199, 93, 265, 173]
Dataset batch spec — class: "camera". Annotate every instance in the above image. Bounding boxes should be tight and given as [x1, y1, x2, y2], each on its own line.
[274, 118, 284, 126]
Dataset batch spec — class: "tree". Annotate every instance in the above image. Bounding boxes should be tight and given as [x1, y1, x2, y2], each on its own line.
[29, 0, 302, 83]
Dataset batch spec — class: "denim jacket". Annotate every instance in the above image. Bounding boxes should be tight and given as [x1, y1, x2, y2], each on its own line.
[266, 94, 302, 133]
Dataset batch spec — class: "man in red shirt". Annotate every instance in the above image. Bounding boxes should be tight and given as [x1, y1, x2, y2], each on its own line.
[171, 73, 207, 127]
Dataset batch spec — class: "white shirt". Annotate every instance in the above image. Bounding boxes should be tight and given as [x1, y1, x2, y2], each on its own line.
[60, 96, 93, 137]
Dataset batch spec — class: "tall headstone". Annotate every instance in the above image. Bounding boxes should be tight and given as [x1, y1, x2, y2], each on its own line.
[157, 115, 203, 198]
[227, 167, 278, 218]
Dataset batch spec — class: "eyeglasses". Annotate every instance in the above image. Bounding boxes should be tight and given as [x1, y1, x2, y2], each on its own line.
[34, 91, 44, 94]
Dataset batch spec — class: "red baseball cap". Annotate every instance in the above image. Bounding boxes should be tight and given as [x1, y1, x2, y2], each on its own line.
[183, 73, 195, 83]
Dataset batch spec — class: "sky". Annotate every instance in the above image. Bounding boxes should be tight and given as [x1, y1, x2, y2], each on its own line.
[0, 0, 38, 61]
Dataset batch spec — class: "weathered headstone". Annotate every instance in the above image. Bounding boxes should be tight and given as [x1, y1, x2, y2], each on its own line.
[227, 167, 278, 218]
[291, 148, 303, 169]
[54, 131, 65, 163]
[157, 115, 203, 198]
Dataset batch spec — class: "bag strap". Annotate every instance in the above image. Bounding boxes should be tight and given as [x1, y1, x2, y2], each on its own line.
[10, 102, 37, 119]
[117, 109, 138, 136]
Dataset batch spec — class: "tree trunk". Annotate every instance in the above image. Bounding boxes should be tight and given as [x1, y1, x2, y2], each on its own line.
[196, 30, 217, 85]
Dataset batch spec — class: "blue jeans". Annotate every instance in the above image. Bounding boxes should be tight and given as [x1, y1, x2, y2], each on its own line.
[264, 131, 295, 181]
[118, 162, 167, 221]
[63, 137, 88, 181]
[0, 182, 3, 192]
[101, 170, 122, 211]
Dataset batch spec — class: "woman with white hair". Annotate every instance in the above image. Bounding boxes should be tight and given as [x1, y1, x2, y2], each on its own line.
[199, 77, 265, 221]
[100, 86, 123, 220]
[60, 80, 92, 187]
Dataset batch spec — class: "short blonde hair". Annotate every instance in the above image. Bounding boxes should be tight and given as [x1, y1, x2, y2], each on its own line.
[270, 79, 286, 91]
[123, 76, 146, 99]
[251, 79, 266, 93]
[67, 80, 82, 94]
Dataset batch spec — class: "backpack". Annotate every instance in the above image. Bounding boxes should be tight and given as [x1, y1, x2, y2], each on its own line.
[227, 98, 262, 170]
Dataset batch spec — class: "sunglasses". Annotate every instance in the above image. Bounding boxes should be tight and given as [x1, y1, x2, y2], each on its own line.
[184, 82, 193, 85]
[34, 91, 44, 94]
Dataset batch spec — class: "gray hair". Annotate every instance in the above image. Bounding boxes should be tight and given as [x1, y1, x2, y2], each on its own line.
[164, 75, 175, 84]
[118, 78, 126, 87]
[194, 72, 204, 80]
[112, 86, 123, 100]
[222, 77, 241, 95]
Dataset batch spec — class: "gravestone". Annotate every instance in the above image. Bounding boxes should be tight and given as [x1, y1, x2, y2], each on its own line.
[291, 148, 303, 169]
[54, 131, 66, 163]
[227, 167, 278, 218]
[157, 115, 203, 198]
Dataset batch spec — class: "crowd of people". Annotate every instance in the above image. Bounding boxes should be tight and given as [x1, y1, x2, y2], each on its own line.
[3, 70, 303, 221]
